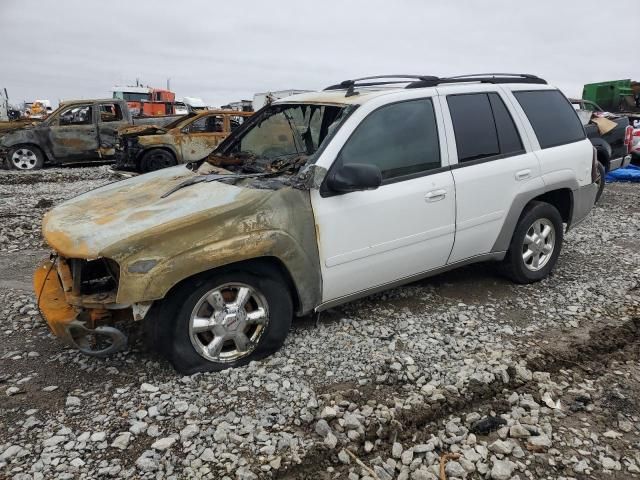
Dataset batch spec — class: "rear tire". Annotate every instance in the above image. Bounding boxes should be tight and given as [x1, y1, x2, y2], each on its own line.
[502, 201, 563, 284]
[8, 145, 44, 170]
[594, 162, 606, 204]
[146, 266, 293, 374]
[140, 149, 177, 172]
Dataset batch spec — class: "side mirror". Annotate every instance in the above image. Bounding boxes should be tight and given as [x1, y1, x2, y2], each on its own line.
[326, 163, 382, 194]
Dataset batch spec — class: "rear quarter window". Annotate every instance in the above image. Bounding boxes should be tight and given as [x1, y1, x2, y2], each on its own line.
[513, 90, 586, 149]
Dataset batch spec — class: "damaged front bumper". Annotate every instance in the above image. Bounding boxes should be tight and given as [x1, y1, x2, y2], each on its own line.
[33, 256, 129, 356]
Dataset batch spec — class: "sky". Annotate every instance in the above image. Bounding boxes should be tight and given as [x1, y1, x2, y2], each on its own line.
[0, 0, 633, 109]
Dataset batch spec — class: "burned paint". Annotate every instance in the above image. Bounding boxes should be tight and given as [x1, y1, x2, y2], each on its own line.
[114, 110, 253, 172]
[40, 165, 323, 318]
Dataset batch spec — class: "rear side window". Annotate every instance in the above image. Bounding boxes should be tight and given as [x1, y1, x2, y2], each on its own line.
[448, 94, 499, 162]
[488, 93, 524, 155]
[338, 99, 441, 181]
[514, 90, 585, 149]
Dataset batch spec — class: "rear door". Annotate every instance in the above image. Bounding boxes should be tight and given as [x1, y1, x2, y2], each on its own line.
[49, 103, 99, 161]
[97, 102, 129, 158]
[180, 114, 227, 161]
[438, 87, 543, 263]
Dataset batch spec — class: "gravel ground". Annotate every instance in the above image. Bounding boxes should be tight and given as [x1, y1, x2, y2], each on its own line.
[0, 166, 638, 480]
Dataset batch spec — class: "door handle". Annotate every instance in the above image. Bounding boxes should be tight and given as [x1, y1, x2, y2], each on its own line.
[425, 189, 447, 202]
[515, 169, 531, 181]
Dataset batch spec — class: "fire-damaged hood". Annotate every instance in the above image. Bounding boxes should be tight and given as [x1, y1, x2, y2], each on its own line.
[42, 166, 270, 260]
[118, 124, 167, 137]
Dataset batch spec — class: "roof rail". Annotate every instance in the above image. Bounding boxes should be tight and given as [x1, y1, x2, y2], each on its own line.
[406, 73, 547, 88]
[324, 73, 547, 96]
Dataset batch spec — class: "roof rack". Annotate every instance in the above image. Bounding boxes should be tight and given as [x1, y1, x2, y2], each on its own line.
[324, 73, 547, 96]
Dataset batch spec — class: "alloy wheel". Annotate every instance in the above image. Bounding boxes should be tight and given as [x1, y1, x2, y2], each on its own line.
[522, 218, 555, 271]
[188, 283, 269, 363]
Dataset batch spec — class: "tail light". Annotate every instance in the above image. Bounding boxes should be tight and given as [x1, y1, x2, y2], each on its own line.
[590, 147, 598, 183]
[624, 125, 633, 153]
[632, 128, 640, 154]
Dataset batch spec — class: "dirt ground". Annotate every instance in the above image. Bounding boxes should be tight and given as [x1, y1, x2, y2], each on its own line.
[0, 167, 638, 480]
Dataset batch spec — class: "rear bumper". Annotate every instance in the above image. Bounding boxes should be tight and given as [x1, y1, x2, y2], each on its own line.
[570, 182, 598, 229]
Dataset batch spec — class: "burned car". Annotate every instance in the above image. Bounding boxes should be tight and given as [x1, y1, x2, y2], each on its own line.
[115, 110, 253, 172]
[35, 74, 598, 374]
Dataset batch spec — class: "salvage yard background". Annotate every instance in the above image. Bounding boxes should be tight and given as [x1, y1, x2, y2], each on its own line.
[0, 167, 638, 479]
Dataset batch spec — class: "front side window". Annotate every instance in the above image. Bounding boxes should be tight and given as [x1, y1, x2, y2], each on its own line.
[188, 116, 223, 133]
[228, 104, 347, 159]
[338, 99, 441, 180]
[58, 105, 93, 126]
[514, 90, 585, 149]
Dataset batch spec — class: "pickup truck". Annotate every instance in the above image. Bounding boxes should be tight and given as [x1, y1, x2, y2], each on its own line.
[0, 98, 183, 170]
[570, 98, 632, 201]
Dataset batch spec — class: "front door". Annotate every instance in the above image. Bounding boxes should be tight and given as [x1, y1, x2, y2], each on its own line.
[49, 103, 99, 161]
[180, 114, 227, 162]
[311, 98, 456, 303]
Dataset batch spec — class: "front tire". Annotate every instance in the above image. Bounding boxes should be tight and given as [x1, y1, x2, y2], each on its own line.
[147, 267, 293, 374]
[140, 149, 177, 172]
[502, 201, 563, 284]
[8, 145, 45, 170]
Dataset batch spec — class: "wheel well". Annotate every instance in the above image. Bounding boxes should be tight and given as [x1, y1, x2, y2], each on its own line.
[596, 149, 610, 172]
[163, 256, 301, 314]
[531, 188, 572, 223]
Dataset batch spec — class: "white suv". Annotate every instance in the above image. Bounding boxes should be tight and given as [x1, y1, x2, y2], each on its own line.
[36, 74, 599, 373]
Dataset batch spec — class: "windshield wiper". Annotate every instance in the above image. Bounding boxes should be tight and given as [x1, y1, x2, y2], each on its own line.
[161, 172, 273, 198]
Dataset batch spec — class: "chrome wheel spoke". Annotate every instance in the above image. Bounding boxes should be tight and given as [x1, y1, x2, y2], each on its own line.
[206, 291, 225, 311]
[531, 255, 540, 269]
[522, 249, 534, 262]
[192, 316, 213, 333]
[205, 336, 225, 358]
[246, 308, 267, 324]
[234, 287, 251, 308]
[541, 225, 552, 239]
[233, 332, 251, 352]
[524, 234, 535, 245]
[542, 243, 553, 254]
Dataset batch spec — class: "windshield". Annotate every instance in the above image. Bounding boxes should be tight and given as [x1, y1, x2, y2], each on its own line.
[225, 103, 347, 160]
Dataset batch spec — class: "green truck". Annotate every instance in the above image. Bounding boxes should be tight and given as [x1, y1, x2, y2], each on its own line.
[582, 79, 640, 121]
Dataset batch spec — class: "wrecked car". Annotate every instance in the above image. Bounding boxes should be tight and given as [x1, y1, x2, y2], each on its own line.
[0, 99, 183, 170]
[35, 74, 599, 374]
[114, 109, 253, 172]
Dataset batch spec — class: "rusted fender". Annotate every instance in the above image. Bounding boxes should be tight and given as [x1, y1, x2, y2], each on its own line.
[41, 166, 323, 315]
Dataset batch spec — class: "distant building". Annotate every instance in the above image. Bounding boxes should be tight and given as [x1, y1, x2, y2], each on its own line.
[221, 100, 253, 112]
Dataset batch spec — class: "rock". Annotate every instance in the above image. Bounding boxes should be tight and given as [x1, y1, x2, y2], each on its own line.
[491, 459, 516, 480]
[180, 424, 199, 441]
[90, 431, 106, 442]
[236, 467, 258, 480]
[574, 460, 589, 473]
[324, 432, 338, 449]
[174, 400, 189, 413]
[1, 445, 23, 461]
[200, 447, 215, 462]
[392, 442, 403, 458]
[445, 460, 466, 478]
[488, 439, 514, 455]
[140, 383, 159, 393]
[528, 433, 552, 448]
[602, 457, 620, 470]
[43, 435, 66, 447]
[320, 406, 337, 419]
[338, 449, 351, 464]
[42, 385, 58, 392]
[515, 365, 533, 382]
[151, 436, 176, 451]
[509, 424, 531, 438]
[5, 386, 20, 396]
[343, 412, 362, 430]
[65, 395, 81, 407]
[135, 451, 159, 472]
[401, 449, 414, 465]
[111, 432, 132, 450]
[315, 419, 331, 438]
